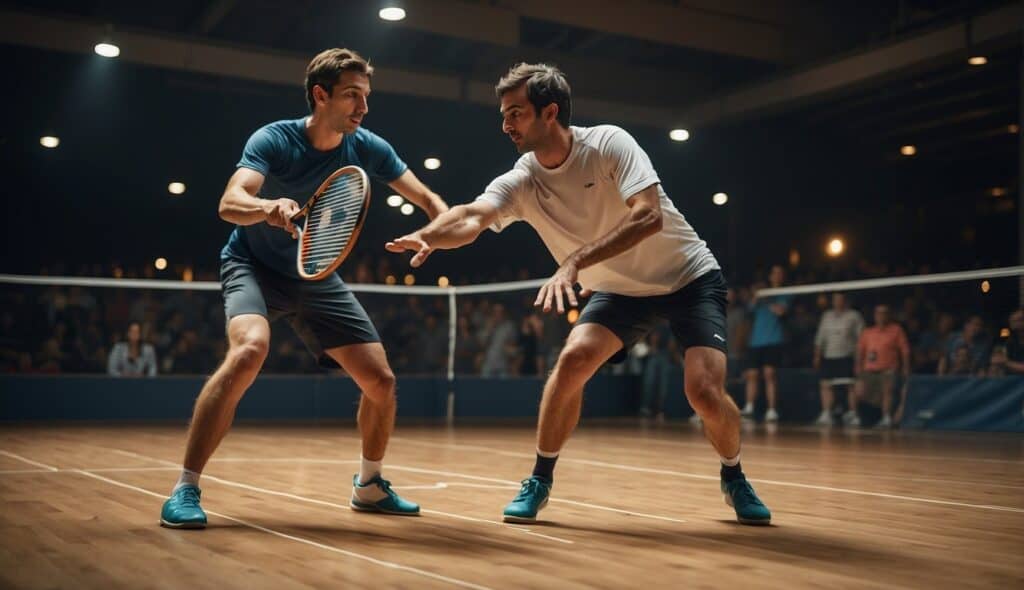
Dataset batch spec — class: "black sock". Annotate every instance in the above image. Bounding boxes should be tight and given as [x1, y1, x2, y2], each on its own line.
[721, 461, 744, 482]
[532, 453, 558, 483]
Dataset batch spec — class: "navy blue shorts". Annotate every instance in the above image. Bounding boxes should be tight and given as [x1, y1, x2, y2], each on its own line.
[220, 257, 380, 366]
[577, 270, 728, 363]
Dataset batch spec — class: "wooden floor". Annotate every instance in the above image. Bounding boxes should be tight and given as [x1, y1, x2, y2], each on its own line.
[1, 422, 1022, 589]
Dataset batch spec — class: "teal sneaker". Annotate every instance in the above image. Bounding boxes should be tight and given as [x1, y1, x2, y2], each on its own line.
[349, 475, 420, 516]
[722, 476, 771, 525]
[160, 485, 207, 529]
[502, 476, 551, 523]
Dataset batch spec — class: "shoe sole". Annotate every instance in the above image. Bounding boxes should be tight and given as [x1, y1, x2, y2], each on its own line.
[159, 518, 206, 529]
[723, 494, 771, 526]
[349, 500, 421, 516]
[502, 498, 548, 523]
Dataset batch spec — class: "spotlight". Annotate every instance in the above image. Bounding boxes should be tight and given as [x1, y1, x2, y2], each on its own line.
[94, 42, 120, 58]
[669, 129, 690, 142]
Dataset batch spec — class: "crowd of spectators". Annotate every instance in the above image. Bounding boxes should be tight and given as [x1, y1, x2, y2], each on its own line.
[3, 259, 1021, 426]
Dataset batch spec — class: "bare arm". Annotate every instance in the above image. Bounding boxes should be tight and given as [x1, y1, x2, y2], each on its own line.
[565, 184, 662, 274]
[388, 170, 449, 220]
[534, 184, 663, 313]
[385, 200, 499, 267]
[218, 167, 300, 237]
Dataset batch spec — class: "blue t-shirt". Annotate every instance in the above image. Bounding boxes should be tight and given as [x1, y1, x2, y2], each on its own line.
[748, 296, 791, 348]
[221, 118, 408, 278]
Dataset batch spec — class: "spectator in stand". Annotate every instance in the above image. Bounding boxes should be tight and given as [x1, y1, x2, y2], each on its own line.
[107, 321, 158, 377]
[639, 324, 674, 420]
[812, 292, 864, 426]
[518, 312, 544, 376]
[481, 303, 517, 377]
[743, 265, 791, 423]
[725, 286, 750, 384]
[914, 312, 956, 373]
[989, 308, 1024, 376]
[938, 315, 990, 376]
[848, 304, 910, 429]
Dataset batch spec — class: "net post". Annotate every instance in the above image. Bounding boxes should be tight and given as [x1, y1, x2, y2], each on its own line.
[446, 287, 457, 426]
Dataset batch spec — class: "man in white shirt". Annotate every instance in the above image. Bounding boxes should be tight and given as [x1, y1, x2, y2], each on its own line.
[812, 293, 864, 426]
[386, 63, 770, 525]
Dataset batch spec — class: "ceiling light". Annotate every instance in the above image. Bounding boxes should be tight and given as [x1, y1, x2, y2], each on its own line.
[712, 192, 728, 206]
[423, 157, 441, 170]
[827, 238, 844, 257]
[39, 136, 60, 148]
[386, 194, 404, 207]
[94, 42, 120, 58]
[967, 56, 987, 66]
[669, 129, 690, 142]
[168, 182, 186, 195]
[400, 203, 415, 215]
[379, 6, 406, 21]
[900, 145, 916, 156]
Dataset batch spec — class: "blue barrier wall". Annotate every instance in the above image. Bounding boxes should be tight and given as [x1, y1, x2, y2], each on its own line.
[903, 376, 1024, 432]
[2, 374, 1021, 431]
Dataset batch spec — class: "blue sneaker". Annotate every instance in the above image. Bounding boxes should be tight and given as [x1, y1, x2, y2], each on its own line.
[160, 485, 207, 529]
[350, 475, 420, 516]
[502, 476, 551, 523]
[721, 476, 771, 525]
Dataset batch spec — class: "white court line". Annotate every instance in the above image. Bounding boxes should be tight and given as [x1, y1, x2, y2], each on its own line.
[73, 470, 492, 590]
[0, 450, 59, 471]
[200, 472, 573, 545]
[0, 468, 56, 474]
[110, 449, 572, 545]
[385, 437, 1024, 514]
[576, 433, 1024, 465]
[431, 436, 1024, 490]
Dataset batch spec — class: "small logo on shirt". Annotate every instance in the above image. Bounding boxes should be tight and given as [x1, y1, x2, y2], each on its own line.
[713, 334, 726, 342]
[584, 182, 595, 188]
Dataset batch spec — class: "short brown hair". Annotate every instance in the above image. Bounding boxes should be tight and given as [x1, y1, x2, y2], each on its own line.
[495, 63, 572, 128]
[305, 48, 373, 112]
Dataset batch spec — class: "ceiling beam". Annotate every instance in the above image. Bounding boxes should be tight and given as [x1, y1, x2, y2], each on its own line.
[388, 0, 787, 62]
[189, 0, 237, 35]
[0, 8, 677, 129]
[677, 2, 1022, 129]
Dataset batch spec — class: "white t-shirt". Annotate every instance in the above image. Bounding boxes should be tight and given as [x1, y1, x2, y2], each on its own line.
[476, 125, 719, 297]
[814, 309, 865, 359]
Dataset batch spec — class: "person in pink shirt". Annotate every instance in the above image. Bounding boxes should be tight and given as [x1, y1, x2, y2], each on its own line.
[846, 304, 910, 428]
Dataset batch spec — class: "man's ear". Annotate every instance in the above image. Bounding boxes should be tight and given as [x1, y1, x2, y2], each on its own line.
[542, 103, 559, 124]
[313, 84, 330, 106]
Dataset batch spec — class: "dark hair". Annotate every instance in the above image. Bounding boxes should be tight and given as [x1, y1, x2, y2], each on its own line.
[495, 63, 572, 128]
[305, 48, 373, 112]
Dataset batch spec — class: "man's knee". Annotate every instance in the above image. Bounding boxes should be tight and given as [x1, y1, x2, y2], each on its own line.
[362, 369, 397, 404]
[556, 344, 602, 376]
[229, 337, 269, 374]
[686, 369, 732, 418]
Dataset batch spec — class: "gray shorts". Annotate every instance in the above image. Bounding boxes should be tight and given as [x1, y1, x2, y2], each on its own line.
[220, 257, 380, 366]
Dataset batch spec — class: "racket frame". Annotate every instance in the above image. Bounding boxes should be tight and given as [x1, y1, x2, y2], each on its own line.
[290, 165, 371, 281]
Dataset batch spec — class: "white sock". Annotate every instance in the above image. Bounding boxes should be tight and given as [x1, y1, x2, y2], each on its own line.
[721, 452, 741, 467]
[358, 456, 383, 485]
[536, 448, 560, 459]
[173, 468, 201, 493]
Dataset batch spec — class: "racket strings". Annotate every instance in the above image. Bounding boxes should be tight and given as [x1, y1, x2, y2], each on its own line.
[299, 174, 367, 274]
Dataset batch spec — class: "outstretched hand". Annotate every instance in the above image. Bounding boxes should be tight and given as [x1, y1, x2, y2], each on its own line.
[535, 261, 590, 314]
[386, 233, 434, 268]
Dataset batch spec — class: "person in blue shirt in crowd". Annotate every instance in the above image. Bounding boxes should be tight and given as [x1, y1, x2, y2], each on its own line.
[160, 48, 449, 528]
[743, 265, 791, 422]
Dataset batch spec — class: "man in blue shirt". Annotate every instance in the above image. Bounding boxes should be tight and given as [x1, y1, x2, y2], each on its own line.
[743, 265, 791, 422]
[161, 48, 448, 528]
